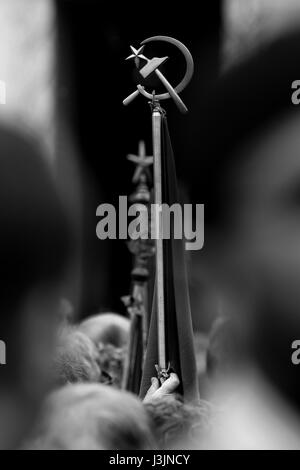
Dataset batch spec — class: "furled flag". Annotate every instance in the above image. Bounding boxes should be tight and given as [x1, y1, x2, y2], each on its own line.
[140, 114, 200, 404]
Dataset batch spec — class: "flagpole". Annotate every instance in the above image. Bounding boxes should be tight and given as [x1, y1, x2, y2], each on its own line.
[152, 102, 167, 373]
[123, 36, 194, 385]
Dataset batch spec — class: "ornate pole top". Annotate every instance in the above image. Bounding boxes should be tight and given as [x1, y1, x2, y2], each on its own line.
[127, 140, 153, 185]
[123, 36, 194, 113]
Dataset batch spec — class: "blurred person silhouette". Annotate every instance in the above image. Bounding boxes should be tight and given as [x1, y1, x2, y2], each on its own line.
[0, 125, 73, 449]
[25, 383, 157, 450]
[26, 373, 181, 450]
[187, 28, 300, 449]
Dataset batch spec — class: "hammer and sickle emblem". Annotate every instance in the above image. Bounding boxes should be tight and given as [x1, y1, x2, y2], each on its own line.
[123, 36, 194, 114]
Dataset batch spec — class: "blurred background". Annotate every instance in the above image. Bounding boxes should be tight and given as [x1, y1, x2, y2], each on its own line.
[55, 0, 221, 320]
[1, 0, 300, 325]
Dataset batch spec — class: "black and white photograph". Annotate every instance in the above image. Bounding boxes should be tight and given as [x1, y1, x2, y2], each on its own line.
[0, 0, 300, 454]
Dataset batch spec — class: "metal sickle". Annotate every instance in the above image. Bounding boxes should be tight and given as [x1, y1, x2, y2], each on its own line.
[139, 36, 194, 100]
[123, 36, 194, 114]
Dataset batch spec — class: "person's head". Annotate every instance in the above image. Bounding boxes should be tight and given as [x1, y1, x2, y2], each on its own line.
[0, 125, 73, 448]
[53, 328, 102, 386]
[78, 312, 130, 387]
[144, 395, 212, 449]
[188, 29, 300, 409]
[26, 383, 156, 450]
[79, 312, 130, 348]
[96, 342, 125, 388]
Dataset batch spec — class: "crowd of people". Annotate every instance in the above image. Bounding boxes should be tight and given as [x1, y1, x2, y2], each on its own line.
[0, 129, 211, 449]
[1, 27, 300, 450]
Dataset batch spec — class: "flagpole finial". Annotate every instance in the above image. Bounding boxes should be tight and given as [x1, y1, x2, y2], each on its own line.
[125, 45, 147, 67]
[127, 140, 153, 184]
[123, 36, 194, 113]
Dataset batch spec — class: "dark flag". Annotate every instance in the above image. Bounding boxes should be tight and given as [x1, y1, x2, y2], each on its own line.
[123, 309, 144, 395]
[140, 114, 200, 404]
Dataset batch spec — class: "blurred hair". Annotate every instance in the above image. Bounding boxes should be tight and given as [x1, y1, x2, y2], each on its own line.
[26, 383, 157, 450]
[78, 312, 129, 387]
[144, 395, 213, 449]
[96, 342, 125, 388]
[79, 312, 130, 348]
[53, 328, 101, 386]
